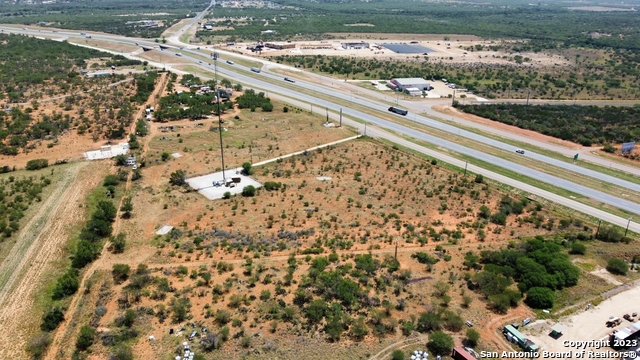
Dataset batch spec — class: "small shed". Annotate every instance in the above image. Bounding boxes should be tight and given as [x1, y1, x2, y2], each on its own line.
[551, 324, 565, 337]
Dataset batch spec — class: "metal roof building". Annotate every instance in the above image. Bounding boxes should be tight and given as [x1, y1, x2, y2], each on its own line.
[389, 78, 431, 91]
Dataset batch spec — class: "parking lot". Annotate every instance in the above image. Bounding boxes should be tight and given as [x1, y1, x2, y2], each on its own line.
[523, 285, 640, 356]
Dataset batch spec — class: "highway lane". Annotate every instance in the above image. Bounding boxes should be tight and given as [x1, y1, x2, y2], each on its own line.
[185, 45, 640, 179]
[165, 54, 640, 215]
[184, 54, 640, 195]
[267, 91, 640, 233]
[3, 25, 640, 219]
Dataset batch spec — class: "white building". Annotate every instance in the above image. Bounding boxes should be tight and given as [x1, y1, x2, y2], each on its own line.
[388, 78, 431, 92]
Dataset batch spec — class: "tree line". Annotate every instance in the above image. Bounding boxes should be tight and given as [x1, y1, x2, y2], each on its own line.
[456, 103, 640, 146]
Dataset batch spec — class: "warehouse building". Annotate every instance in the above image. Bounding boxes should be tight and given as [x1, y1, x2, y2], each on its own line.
[264, 42, 296, 50]
[387, 78, 431, 92]
[341, 41, 369, 50]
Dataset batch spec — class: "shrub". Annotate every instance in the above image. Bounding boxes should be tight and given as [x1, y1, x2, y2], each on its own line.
[607, 258, 628, 275]
[602, 143, 617, 153]
[52, 268, 80, 300]
[263, 181, 282, 191]
[27, 332, 51, 358]
[169, 170, 186, 186]
[569, 242, 586, 255]
[392, 350, 405, 360]
[103, 174, 120, 187]
[524, 287, 555, 309]
[26, 159, 48, 170]
[417, 312, 441, 333]
[465, 328, 481, 347]
[242, 185, 256, 197]
[427, 331, 454, 355]
[223, 191, 231, 199]
[241, 162, 253, 175]
[76, 325, 96, 350]
[110, 345, 134, 360]
[41, 308, 65, 332]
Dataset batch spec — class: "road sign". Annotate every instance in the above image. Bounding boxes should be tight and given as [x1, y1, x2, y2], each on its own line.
[621, 142, 635, 154]
[573, 153, 579, 161]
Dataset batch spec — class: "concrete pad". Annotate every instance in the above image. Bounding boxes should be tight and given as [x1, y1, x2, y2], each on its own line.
[186, 170, 262, 200]
[84, 142, 129, 160]
[156, 225, 173, 235]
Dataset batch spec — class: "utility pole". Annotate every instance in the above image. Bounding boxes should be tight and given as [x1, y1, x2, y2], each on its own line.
[339, 108, 342, 127]
[394, 239, 398, 260]
[464, 161, 468, 176]
[451, 89, 456, 106]
[326, 107, 329, 123]
[595, 219, 602, 238]
[213, 52, 226, 183]
[625, 217, 632, 238]
[526, 89, 530, 105]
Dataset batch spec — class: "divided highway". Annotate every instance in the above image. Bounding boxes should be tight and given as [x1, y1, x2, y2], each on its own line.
[3, 25, 640, 230]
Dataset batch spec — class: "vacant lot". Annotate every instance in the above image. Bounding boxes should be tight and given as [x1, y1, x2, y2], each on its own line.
[63, 133, 597, 359]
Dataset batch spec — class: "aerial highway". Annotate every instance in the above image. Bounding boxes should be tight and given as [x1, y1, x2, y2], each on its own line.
[2, 24, 640, 231]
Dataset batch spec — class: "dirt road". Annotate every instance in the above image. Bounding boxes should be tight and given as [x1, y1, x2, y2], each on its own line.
[0, 161, 100, 359]
[44, 73, 168, 360]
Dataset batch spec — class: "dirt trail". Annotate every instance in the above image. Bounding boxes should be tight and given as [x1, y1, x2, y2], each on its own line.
[0, 162, 97, 359]
[479, 306, 534, 352]
[44, 74, 168, 360]
[369, 335, 429, 360]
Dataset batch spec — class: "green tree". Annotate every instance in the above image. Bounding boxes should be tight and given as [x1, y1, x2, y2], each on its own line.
[392, 350, 405, 360]
[111, 233, 126, 253]
[52, 268, 79, 300]
[417, 312, 441, 333]
[41, 307, 65, 332]
[465, 328, 481, 347]
[241, 162, 253, 175]
[427, 331, 454, 355]
[524, 287, 555, 309]
[112, 264, 131, 284]
[607, 258, 628, 275]
[123, 309, 136, 328]
[570, 242, 586, 255]
[305, 299, 328, 324]
[169, 170, 186, 186]
[76, 325, 96, 350]
[242, 185, 256, 197]
[350, 315, 369, 341]
[120, 198, 133, 219]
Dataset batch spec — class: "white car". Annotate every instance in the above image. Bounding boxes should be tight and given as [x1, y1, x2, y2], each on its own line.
[132, 165, 138, 170]
[226, 60, 234, 65]
[515, 149, 525, 154]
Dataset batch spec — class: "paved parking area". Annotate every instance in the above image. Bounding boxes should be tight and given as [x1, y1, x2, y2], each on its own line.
[185, 169, 262, 200]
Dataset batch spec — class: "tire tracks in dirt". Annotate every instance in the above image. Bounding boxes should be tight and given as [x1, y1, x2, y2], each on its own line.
[0, 162, 97, 359]
[44, 74, 168, 360]
[369, 335, 428, 360]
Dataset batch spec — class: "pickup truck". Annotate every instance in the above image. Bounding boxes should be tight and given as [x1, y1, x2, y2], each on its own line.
[250, 67, 261, 73]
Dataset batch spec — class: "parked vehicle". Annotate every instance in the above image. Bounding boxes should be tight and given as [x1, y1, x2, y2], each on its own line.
[388, 106, 408, 116]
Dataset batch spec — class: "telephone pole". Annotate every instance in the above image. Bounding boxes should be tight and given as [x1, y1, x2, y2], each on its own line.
[213, 52, 226, 182]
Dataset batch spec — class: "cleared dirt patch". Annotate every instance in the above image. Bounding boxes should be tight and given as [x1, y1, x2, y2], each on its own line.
[0, 161, 106, 359]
